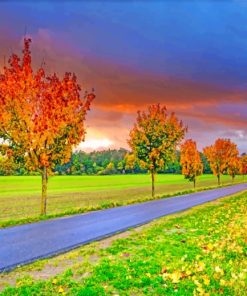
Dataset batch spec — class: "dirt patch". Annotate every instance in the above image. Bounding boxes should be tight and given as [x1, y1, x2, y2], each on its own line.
[31, 264, 67, 280]
[98, 230, 134, 249]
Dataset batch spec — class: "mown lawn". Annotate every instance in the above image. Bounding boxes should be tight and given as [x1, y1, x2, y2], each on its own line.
[0, 174, 245, 225]
[0, 191, 246, 295]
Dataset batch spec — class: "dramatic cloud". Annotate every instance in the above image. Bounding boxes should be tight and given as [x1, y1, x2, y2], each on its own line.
[0, 2, 246, 152]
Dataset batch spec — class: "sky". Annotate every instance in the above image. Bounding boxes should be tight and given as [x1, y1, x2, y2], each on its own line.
[0, 1, 247, 152]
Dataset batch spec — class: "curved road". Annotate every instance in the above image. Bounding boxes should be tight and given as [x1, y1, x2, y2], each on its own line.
[1, 183, 247, 272]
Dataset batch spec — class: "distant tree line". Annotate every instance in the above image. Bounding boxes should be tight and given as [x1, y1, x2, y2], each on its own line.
[0, 148, 213, 176]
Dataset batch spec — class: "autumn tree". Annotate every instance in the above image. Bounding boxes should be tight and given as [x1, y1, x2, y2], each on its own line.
[124, 153, 136, 173]
[0, 38, 95, 215]
[117, 160, 124, 173]
[240, 154, 247, 179]
[227, 156, 240, 182]
[180, 139, 203, 188]
[203, 139, 239, 186]
[103, 162, 116, 175]
[128, 104, 186, 197]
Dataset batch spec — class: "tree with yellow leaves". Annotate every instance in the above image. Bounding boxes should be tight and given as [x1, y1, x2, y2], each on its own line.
[180, 139, 203, 188]
[128, 104, 186, 197]
[124, 153, 136, 173]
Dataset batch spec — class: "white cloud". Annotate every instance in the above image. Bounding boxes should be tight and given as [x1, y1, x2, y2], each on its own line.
[235, 130, 245, 139]
[76, 138, 114, 152]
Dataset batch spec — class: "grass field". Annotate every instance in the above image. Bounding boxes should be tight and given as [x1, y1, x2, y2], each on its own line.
[0, 190, 246, 295]
[0, 174, 245, 226]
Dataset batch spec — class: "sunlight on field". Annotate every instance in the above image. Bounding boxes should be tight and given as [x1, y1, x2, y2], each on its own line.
[0, 174, 245, 223]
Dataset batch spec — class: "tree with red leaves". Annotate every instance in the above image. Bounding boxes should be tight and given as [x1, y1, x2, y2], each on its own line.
[0, 38, 95, 215]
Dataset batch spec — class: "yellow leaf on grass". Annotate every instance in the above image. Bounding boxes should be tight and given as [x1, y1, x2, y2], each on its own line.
[194, 279, 202, 287]
[220, 279, 226, 286]
[215, 266, 224, 275]
[197, 262, 205, 272]
[203, 276, 210, 286]
[162, 273, 169, 280]
[170, 271, 181, 284]
[207, 243, 214, 250]
[58, 287, 64, 293]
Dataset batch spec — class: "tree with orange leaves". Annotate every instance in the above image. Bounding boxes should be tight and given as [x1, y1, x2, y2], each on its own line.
[180, 139, 203, 188]
[227, 156, 240, 182]
[128, 104, 186, 197]
[240, 154, 247, 179]
[203, 139, 239, 186]
[0, 38, 95, 215]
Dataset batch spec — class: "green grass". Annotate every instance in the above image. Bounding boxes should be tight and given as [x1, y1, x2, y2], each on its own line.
[0, 174, 245, 227]
[1, 190, 246, 295]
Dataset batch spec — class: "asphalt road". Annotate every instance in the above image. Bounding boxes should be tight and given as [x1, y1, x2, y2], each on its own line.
[1, 182, 247, 273]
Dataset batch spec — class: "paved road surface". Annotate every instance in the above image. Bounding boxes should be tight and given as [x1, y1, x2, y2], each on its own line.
[1, 183, 247, 272]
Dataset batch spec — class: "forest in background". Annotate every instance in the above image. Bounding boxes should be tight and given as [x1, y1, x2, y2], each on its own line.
[0, 148, 213, 176]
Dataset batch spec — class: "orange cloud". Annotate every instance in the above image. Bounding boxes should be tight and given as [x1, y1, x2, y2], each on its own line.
[0, 32, 246, 152]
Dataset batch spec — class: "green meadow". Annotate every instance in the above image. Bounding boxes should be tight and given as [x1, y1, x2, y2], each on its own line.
[1, 190, 246, 295]
[0, 174, 245, 226]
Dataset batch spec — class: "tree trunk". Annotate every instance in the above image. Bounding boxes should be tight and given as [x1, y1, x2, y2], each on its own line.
[41, 166, 48, 215]
[193, 178, 196, 189]
[217, 174, 221, 186]
[151, 170, 155, 197]
[232, 175, 235, 183]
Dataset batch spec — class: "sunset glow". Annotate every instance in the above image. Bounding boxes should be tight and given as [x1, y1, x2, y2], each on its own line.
[77, 138, 114, 152]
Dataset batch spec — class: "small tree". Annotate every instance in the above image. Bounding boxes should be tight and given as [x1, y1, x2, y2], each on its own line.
[124, 153, 136, 173]
[203, 138, 239, 186]
[117, 160, 124, 173]
[180, 139, 203, 188]
[128, 104, 186, 197]
[240, 154, 247, 179]
[0, 38, 95, 215]
[227, 156, 240, 183]
[105, 162, 116, 174]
